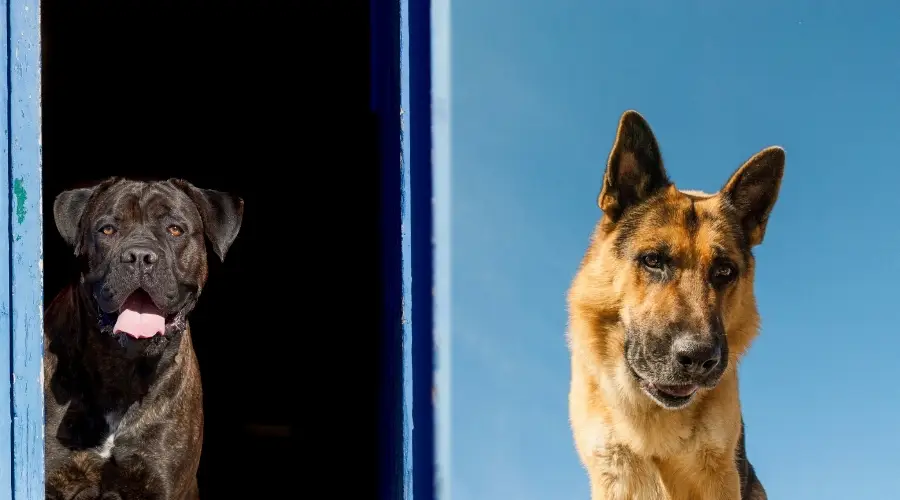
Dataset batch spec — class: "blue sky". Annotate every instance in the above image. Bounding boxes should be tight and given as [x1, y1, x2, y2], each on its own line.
[451, 1, 900, 498]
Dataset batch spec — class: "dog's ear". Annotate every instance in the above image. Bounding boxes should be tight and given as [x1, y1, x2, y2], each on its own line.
[171, 179, 244, 262]
[54, 187, 97, 252]
[721, 146, 785, 247]
[598, 110, 671, 222]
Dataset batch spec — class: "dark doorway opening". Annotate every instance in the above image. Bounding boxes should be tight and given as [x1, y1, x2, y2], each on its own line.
[40, 0, 382, 497]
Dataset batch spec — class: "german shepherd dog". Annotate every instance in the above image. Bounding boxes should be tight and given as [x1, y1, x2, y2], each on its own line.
[567, 110, 784, 500]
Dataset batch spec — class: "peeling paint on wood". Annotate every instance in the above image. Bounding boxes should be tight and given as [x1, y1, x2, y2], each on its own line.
[0, 0, 15, 496]
[5, 0, 46, 499]
[14, 177, 27, 224]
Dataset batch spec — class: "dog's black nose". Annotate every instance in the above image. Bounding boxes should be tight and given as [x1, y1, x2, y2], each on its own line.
[673, 338, 721, 376]
[121, 246, 159, 267]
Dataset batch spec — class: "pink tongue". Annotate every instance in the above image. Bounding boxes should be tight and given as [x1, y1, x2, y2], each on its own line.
[113, 292, 165, 339]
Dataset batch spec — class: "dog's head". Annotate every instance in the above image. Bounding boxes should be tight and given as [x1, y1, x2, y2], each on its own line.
[569, 111, 784, 410]
[54, 177, 243, 356]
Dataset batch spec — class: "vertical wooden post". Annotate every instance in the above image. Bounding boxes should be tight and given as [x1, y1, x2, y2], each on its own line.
[373, 0, 405, 498]
[0, 0, 14, 495]
[374, 0, 441, 496]
[406, 0, 436, 498]
[5, 0, 45, 498]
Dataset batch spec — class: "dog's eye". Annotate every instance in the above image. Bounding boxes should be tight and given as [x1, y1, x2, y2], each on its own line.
[711, 262, 737, 283]
[99, 225, 117, 236]
[168, 225, 184, 237]
[640, 253, 664, 270]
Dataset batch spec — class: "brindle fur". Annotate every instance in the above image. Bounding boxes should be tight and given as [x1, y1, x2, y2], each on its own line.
[567, 110, 783, 500]
[44, 177, 243, 500]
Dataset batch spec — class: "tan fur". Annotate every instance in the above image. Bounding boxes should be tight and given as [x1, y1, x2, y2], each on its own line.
[568, 110, 783, 500]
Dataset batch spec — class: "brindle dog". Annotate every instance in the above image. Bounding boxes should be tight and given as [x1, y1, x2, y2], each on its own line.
[44, 177, 243, 500]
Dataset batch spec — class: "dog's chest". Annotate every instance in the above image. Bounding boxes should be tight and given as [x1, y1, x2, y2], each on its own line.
[94, 411, 124, 459]
[619, 412, 698, 457]
[54, 403, 131, 462]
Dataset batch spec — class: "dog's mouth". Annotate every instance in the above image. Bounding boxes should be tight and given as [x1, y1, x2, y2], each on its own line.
[107, 289, 174, 340]
[641, 380, 699, 408]
[649, 382, 698, 398]
[627, 362, 699, 410]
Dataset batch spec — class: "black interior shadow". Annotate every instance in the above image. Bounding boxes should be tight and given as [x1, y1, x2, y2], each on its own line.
[41, 0, 383, 497]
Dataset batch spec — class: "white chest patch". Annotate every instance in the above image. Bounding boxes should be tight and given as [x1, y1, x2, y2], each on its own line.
[94, 412, 123, 459]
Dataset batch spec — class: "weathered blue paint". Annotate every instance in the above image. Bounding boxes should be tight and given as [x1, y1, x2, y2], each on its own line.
[400, 0, 415, 496]
[0, 0, 15, 495]
[408, 0, 435, 498]
[7, 0, 45, 499]
[373, 0, 405, 498]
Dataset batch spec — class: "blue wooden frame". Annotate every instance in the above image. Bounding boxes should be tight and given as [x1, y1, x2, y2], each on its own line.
[406, 0, 437, 497]
[1, 0, 444, 497]
[2, 0, 45, 498]
[372, 0, 406, 497]
[378, 0, 444, 496]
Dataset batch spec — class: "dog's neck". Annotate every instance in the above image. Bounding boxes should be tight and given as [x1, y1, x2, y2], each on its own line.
[47, 283, 189, 409]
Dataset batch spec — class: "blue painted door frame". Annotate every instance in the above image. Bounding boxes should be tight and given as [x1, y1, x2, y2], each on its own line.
[1, 0, 436, 497]
[374, 0, 436, 497]
[375, 0, 437, 497]
[1, 0, 45, 498]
